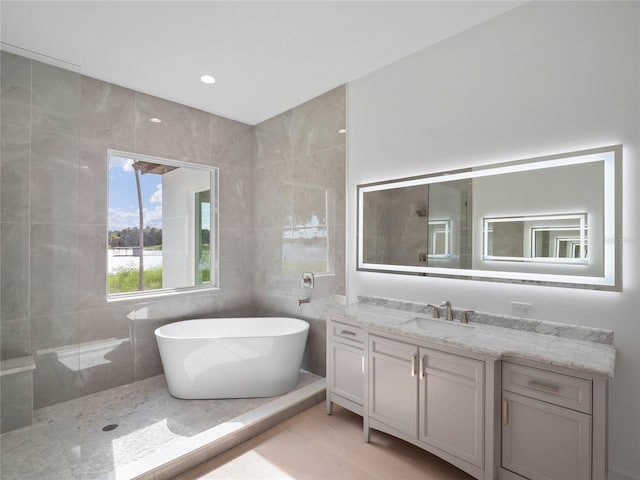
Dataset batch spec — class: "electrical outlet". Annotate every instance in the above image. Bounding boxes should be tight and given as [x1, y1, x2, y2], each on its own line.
[510, 301, 533, 317]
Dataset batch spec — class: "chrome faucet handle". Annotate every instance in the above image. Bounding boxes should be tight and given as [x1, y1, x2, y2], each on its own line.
[427, 304, 440, 319]
[440, 300, 453, 321]
[461, 310, 474, 324]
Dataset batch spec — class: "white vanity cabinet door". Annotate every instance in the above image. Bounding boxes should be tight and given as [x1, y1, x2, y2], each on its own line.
[419, 348, 485, 467]
[327, 319, 365, 415]
[501, 391, 592, 480]
[368, 335, 419, 437]
[331, 341, 364, 405]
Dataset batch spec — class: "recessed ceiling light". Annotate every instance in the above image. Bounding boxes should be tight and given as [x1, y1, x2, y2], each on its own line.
[338, 128, 346, 134]
[200, 74, 216, 84]
[149, 117, 162, 123]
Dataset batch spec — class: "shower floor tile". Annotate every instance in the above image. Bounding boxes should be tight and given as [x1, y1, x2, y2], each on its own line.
[0, 371, 321, 480]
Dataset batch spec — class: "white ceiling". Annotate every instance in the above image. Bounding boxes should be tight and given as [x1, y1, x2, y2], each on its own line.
[0, 1, 524, 125]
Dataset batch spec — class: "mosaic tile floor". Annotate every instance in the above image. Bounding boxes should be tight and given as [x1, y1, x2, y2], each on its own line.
[0, 371, 320, 480]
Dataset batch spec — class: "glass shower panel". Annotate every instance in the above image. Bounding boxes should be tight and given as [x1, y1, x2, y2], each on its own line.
[1, 43, 84, 478]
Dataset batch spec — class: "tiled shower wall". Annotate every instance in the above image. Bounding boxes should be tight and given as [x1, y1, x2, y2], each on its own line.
[0, 50, 256, 409]
[0, 50, 345, 413]
[253, 86, 346, 376]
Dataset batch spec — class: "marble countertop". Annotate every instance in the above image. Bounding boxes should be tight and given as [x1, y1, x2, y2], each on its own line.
[328, 303, 616, 377]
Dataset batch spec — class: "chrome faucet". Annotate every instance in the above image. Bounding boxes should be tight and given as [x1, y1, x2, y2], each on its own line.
[427, 304, 440, 319]
[440, 300, 453, 321]
[461, 310, 474, 324]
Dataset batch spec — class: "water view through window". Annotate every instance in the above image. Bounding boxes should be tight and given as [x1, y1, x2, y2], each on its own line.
[107, 151, 217, 296]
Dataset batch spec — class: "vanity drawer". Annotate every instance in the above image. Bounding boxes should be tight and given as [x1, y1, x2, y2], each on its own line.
[502, 362, 592, 414]
[330, 321, 365, 347]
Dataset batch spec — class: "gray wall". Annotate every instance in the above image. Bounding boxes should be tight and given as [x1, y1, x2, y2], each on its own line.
[0, 50, 344, 410]
[346, 2, 639, 478]
[253, 86, 346, 376]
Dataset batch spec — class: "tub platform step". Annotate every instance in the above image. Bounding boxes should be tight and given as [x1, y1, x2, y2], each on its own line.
[115, 375, 326, 480]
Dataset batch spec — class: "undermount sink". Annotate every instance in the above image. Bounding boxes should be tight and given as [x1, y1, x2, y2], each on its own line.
[398, 317, 475, 336]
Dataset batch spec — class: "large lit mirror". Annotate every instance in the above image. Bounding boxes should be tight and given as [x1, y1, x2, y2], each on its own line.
[107, 150, 218, 296]
[357, 145, 620, 289]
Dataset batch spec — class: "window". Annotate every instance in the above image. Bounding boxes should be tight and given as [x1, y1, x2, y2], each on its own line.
[107, 151, 217, 296]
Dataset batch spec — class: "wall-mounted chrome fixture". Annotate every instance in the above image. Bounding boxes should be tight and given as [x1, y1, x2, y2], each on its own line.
[302, 272, 314, 289]
[297, 297, 311, 306]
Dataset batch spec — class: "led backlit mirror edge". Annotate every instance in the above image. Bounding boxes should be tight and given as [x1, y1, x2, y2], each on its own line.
[356, 145, 621, 290]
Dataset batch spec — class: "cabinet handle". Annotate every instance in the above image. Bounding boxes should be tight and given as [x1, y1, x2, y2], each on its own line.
[340, 330, 357, 337]
[527, 380, 560, 393]
[411, 355, 417, 377]
[419, 356, 425, 380]
[502, 399, 508, 425]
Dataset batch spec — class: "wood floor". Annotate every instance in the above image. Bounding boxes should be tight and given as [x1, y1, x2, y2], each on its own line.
[177, 402, 475, 480]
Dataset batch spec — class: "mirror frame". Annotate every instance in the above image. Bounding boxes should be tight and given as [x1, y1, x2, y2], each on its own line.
[356, 145, 621, 290]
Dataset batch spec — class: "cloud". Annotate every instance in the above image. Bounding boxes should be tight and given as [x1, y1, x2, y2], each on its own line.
[109, 156, 134, 172]
[108, 208, 139, 230]
[143, 205, 163, 228]
[150, 183, 162, 205]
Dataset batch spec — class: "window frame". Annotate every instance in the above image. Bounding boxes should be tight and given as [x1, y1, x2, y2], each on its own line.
[106, 149, 219, 301]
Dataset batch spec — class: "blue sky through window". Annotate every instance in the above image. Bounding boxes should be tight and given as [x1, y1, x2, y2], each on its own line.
[108, 154, 163, 230]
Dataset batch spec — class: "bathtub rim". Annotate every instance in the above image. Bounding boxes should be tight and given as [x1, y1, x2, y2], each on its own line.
[154, 316, 310, 341]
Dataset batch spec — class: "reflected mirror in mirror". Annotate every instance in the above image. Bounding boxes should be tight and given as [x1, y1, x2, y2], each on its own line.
[107, 150, 218, 296]
[483, 214, 587, 263]
[357, 145, 619, 289]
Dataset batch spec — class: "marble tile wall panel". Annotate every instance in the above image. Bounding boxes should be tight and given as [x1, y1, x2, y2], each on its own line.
[131, 293, 215, 380]
[33, 349, 84, 408]
[1, 222, 30, 323]
[254, 110, 291, 168]
[0, 51, 31, 128]
[29, 224, 106, 317]
[210, 117, 254, 168]
[79, 337, 134, 397]
[218, 163, 253, 231]
[78, 139, 110, 226]
[29, 130, 81, 225]
[291, 85, 346, 159]
[252, 86, 346, 376]
[80, 76, 135, 147]
[134, 93, 209, 165]
[253, 228, 288, 292]
[254, 292, 336, 377]
[253, 160, 294, 230]
[0, 317, 29, 360]
[30, 311, 80, 353]
[1, 125, 30, 222]
[293, 144, 346, 228]
[219, 228, 254, 292]
[1, 371, 32, 432]
[31, 60, 80, 137]
[253, 161, 293, 229]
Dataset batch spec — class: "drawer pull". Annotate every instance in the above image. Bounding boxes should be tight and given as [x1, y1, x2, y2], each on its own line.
[340, 330, 357, 337]
[411, 355, 417, 377]
[502, 399, 508, 425]
[527, 380, 560, 393]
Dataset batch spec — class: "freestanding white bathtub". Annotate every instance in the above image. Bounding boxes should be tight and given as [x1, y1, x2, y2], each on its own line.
[155, 317, 309, 399]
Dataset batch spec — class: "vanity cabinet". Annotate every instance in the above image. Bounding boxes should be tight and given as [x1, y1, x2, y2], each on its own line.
[500, 361, 595, 480]
[326, 319, 365, 415]
[368, 335, 485, 474]
[326, 311, 610, 480]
